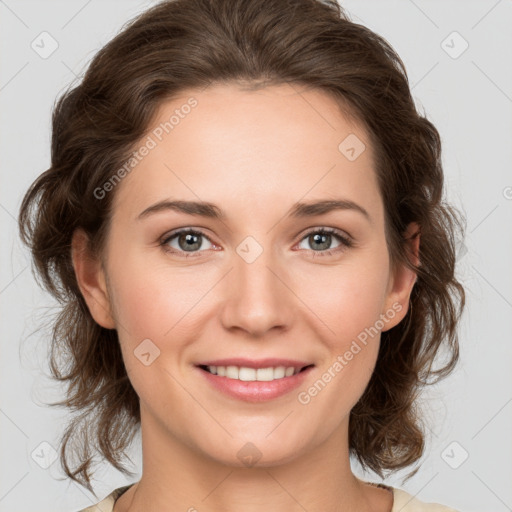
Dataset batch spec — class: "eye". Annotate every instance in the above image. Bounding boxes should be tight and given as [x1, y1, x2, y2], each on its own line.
[160, 229, 215, 258]
[160, 227, 353, 259]
[296, 228, 353, 258]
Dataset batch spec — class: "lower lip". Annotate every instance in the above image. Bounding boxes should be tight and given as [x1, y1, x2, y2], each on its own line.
[196, 366, 314, 402]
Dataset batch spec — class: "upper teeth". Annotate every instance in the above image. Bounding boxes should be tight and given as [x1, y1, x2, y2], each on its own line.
[207, 365, 300, 381]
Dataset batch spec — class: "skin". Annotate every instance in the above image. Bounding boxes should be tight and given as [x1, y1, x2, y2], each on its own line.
[72, 82, 419, 512]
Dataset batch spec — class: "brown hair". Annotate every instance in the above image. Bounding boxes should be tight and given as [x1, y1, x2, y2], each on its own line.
[18, 0, 466, 494]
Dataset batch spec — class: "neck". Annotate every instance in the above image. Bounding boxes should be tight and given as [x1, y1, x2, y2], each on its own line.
[115, 406, 392, 512]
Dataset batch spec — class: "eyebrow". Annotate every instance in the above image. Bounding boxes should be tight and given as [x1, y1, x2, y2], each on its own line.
[137, 198, 371, 223]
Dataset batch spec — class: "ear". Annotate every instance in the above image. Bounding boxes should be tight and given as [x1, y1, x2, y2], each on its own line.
[381, 222, 420, 332]
[71, 228, 116, 329]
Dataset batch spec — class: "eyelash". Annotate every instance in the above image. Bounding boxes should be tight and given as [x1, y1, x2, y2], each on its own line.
[159, 227, 354, 259]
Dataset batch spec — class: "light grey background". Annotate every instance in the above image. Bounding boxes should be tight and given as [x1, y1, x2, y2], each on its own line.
[1, 1, 511, 511]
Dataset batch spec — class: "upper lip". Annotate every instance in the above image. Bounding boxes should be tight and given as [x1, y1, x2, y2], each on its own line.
[196, 358, 314, 370]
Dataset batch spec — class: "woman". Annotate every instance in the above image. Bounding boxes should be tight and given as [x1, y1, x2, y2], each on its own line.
[18, 0, 466, 510]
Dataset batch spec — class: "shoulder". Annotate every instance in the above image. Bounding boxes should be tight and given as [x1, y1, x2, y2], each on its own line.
[76, 484, 133, 512]
[77, 482, 461, 512]
[392, 487, 460, 512]
[363, 480, 461, 512]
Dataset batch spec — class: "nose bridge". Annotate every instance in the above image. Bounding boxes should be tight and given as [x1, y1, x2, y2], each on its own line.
[219, 234, 293, 335]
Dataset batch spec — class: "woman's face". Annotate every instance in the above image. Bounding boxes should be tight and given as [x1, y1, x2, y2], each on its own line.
[75, 82, 417, 468]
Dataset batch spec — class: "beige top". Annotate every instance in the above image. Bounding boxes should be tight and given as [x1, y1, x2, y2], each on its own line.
[78, 482, 460, 511]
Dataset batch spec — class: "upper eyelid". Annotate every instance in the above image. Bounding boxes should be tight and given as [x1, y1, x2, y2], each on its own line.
[300, 226, 352, 240]
[162, 228, 216, 245]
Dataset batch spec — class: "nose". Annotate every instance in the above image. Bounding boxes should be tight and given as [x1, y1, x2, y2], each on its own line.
[219, 245, 295, 337]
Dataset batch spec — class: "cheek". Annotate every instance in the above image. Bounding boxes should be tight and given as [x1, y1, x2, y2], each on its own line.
[107, 259, 203, 395]
[300, 257, 390, 341]
[108, 253, 206, 341]
[298, 256, 389, 391]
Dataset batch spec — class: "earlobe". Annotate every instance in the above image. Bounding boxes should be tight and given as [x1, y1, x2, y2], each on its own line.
[381, 222, 420, 332]
[71, 228, 116, 329]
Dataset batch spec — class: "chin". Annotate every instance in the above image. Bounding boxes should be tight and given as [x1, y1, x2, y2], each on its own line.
[200, 436, 308, 469]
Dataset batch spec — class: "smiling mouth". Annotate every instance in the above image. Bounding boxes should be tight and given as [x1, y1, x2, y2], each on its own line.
[197, 364, 314, 381]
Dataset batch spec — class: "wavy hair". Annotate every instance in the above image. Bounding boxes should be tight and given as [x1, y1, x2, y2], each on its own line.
[18, 0, 466, 494]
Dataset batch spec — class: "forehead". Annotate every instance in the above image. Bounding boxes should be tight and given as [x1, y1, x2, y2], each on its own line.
[110, 82, 382, 224]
